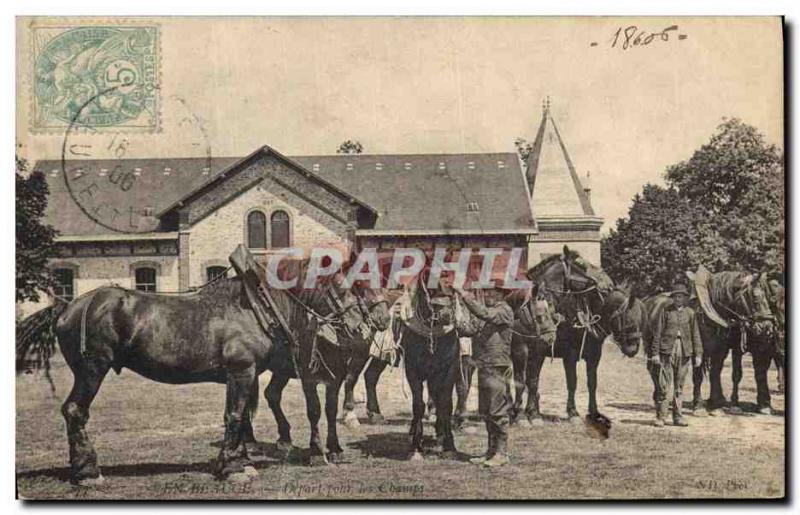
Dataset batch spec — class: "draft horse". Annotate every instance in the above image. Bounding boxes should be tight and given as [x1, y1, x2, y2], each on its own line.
[510, 247, 642, 424]
[16, 256, 388, 483]
[686, 269, 778, 415]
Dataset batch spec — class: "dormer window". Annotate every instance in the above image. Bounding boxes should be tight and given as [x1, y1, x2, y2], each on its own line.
[466, 201, 480, 212]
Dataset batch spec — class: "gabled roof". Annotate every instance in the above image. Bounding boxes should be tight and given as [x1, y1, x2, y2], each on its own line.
[525, 105, 595, 217]
[157, 145, 378, 218]
[292, 153, 536, 235]
[35, 149, 536, 238]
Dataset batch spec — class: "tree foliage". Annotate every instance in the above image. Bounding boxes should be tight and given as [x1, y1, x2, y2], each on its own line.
[16, 156, 58, 303]
[336, 140, 364, 155]
[602, 119, 784, 292]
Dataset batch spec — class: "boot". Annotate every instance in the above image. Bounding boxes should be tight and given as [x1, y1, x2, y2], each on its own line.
[482, 433, 508, 468]
[470, 431, 495, 464]
[654, 401, 667, 427]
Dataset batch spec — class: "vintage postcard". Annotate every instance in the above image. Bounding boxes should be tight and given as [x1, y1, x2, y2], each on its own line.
[15, 16, 785, 500]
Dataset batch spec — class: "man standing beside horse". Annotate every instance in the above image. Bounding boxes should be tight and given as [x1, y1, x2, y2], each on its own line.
[454, 285, 514, 468]
[647, 283, 703, 427]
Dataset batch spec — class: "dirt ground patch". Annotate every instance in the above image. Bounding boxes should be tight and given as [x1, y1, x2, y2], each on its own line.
[16, 349, 784, 500]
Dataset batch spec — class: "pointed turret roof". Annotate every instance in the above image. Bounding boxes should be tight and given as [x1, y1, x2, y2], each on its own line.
[525, 99, 595, 217]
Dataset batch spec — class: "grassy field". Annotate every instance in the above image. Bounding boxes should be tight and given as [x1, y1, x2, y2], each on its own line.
[16, 348, 784, 500]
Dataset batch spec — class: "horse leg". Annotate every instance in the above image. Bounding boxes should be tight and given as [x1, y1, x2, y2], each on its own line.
[510, 339, 529, 425]
[265, 373, 293, 456]
[776, 357, 785, 395]
[752, 350, 773, 414]
[301, 380, 327, 466]
[526, 349, 547, 425]
[437, 358, 458, 459]
[707, 349, 728, 414]
[691, 361, 706, 414]
[453, 356, 474, 430]
[61, 358, 110, 485]
[406, 366, 425, 461]
[342, 350, 369, 428]
[215, 365, 257, 479]
[563, 352, 580, 421]
[364, 357, 388, 423]
[586, 355, 600, 417]
[325, 379, 346, 463]
[228, 377, 258, 447]
[730, 349, 743, 412]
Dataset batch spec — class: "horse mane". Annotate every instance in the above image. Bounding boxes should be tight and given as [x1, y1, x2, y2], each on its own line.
[707, 271, 750, 309]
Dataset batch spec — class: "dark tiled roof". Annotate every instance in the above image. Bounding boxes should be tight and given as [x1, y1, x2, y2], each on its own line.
[35, 157, 241, 236]
[35, 151, 536, 237]
[293, 153, 535, 233]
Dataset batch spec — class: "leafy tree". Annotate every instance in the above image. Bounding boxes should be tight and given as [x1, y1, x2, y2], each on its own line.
[336, 140, 364, 155]
[602, 119, 784, 291]
[665, 118, 784, 273]
[16, 156, 58, 303]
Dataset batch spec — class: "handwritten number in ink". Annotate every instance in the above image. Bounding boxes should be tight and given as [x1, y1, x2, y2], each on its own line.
[610, 25, 681, 50]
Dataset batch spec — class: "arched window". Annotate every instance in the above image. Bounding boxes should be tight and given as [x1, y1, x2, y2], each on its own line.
[247, 211, 267, 249]
[53, 268, 75, 301]
[206, 266, 228, 282]
[270, 210, 291, 248]
[135, 267, 157, 292]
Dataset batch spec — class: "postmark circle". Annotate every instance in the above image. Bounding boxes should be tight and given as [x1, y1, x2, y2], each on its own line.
[61, 91, 213, 234]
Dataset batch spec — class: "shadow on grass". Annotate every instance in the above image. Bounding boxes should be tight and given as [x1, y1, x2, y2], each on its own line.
[619, 419, 655, 427]
[17, 460, 213, 482]
[606, 402, 653, 413]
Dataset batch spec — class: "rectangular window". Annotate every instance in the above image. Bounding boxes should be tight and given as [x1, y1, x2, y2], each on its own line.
[207, 266, 227, 282]
[135, 267, 157, 292]
[53, 268, 75, 301]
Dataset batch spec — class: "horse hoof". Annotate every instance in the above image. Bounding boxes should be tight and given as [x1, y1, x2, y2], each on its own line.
[343, 411, 361, 429]
[327, 452, 345, 464]
[409, 451, 424, 462]
[276, 439, 293, 452]
[728, 405, 743, 414]
[758, 406, 774, 415]
[367, 412, 385, 424]
[74, 474, 105, 487]
[439, 450, 457, 460]
[568, 415, 581, 425]
[692, 408, 708, 417]
[707, 409, 721, 417]
[308, 454, 329, 467]
[529, 417, 545, 426]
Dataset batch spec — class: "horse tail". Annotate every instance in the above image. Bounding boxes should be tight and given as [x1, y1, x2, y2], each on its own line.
[16, 298, 69, 390]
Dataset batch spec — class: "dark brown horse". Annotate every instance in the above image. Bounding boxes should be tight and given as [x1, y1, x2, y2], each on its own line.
[685, 269, 778, 414]
[510, 248, 641, 424]
[261, 280, 390, 465]
[17, 260, 388, 483]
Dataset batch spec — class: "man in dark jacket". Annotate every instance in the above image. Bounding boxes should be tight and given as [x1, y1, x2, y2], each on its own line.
[647, 283, 703, 427]
[455, 285, 514, 467]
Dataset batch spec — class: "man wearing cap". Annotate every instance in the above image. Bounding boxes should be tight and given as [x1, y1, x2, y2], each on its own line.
[648, 283, 703, 427]
[454, 285, 514, 467]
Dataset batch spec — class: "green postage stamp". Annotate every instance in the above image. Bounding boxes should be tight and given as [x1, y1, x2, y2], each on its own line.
[31, 24, 160, 132]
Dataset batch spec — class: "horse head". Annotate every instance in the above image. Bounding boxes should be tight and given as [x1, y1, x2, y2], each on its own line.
[601, 282, 644, 358]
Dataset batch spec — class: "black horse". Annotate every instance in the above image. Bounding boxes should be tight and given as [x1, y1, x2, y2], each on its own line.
[510, 248, 641, 424]
[397, 281, 473, 461]
[16, 257, 388, 483]
[685, 269, 778, 415]
[261, 279, 390, 465]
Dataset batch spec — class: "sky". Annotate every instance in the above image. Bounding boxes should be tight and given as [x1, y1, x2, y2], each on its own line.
[17, 16, 784, 232]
